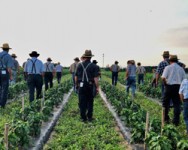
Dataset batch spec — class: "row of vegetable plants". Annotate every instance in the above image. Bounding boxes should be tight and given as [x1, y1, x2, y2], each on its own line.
[0, 76, 72, 149]
[102, 71, 162, 100]
[100, 77, 188, 150]
[44, 94, 127, 150]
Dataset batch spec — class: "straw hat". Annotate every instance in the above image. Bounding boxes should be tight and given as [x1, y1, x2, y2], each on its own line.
[47, 57, 52, 61]
[169, 55, 179, 61]
[82, 50, 94, 58]
[162, 51, 169, 57]
[11, 54, 17, 58]
[1, 43, 12, 49]
[29, 51, 40, 57]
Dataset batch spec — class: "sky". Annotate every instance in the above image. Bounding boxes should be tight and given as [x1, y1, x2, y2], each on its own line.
[0, 0, 188, 67]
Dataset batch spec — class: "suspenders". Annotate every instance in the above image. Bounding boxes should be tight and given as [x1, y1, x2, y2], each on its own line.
[0, 54, 8, 69]
[80, 62, 92, 83]
[31, 59, 37, 74]
[46, 63, 50, 72]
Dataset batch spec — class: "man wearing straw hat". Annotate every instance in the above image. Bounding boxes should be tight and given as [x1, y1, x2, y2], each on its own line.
[0, 43, 13, 108]
[24, 51, 44, 102]
[162, 55, 186, 126]
[44, 57, 55, 90]
[11, 53, 20, 85]
[155, 51, 170, 101]
[75, 50, 99, 122]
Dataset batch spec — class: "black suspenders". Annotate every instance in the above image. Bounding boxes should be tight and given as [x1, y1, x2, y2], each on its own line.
[31, 59, 37, 74]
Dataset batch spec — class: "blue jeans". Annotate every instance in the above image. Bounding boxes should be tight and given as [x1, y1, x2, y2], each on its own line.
[183, 101, 188, 133]
[126, 76, 136, 97]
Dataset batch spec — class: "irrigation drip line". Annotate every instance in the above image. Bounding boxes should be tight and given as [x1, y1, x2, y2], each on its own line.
[99, 88, 144, 150]
[29, 88, 73, 150]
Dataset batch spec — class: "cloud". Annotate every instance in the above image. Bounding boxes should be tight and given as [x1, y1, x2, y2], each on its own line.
[159, 26, 188, 48]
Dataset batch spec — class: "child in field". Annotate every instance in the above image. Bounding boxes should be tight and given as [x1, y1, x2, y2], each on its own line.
[179, 77, 188, 134]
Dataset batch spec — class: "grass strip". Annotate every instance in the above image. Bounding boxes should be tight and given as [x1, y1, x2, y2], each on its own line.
[44, 94, 127, 150]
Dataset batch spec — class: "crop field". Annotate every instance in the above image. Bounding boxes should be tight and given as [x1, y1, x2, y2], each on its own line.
[0, 69, 188, 150]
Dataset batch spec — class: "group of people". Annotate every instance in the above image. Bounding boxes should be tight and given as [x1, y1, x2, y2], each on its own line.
[23, 52, 63, 102]
[155, 51, 187, 133]
[0, 43, 63, 107]
[110, 60, 146, 98]
[109, 50, 188, 134]
[1, 42, 188, 132]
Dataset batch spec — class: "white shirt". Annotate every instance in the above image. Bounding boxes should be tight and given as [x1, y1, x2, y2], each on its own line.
[162, 63, 186, 85]
[179, 79, 188, 99]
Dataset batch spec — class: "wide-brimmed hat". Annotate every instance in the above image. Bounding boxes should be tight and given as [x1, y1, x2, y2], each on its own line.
[162, 51, 170, 57]
[11, 54, 17, 58]
[47, 57, 52, 61]
[82, 50, 94, 58]
[1, 43, 12, 49]
[74, 57, 80, 61]
[29, 51, 40, 57]
[92, 60, 98, 64]
[169, 55, 179, 61]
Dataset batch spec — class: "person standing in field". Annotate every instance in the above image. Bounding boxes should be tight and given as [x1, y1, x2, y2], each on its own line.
[10, 54, 19, 84]
[69, 57, 80, 92]
[162, 55, 186, 126]
[179, 76, 188, 134]
[44, 58, 55, 91]
[0, 43, 13, 108]
[75, 50, 99, 122]
[136, 62, 146, 85]
[55, 62, 63, 84]
[24, 51, 44, 102]
[110, 61, 120, 86]
[155, 51, 170, 102]
[125, 60, 137, 98]
[92, 60, 101, 78]
[22, 58, 30, 81]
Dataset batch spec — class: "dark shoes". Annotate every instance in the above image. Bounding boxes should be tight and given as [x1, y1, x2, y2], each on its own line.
[80, 117, 94, 123]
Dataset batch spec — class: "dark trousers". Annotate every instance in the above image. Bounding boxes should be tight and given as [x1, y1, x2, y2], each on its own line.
[183, 101, 188, 133]
[112, 72, 118, 86]
[78, 83, 94, 120]
[163, 84, 181, 125]
[138, 74, 144, 84]
[44, 72, 53, 90]
[56, 72, 62, 84]
[0, 74, 9, 107]
[72, 73, 76, 91]
[27, 74, 43, 102]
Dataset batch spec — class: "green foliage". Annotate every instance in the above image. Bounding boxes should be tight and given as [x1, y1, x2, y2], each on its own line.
[162, 125, 181, 149]
[177, 139, 188, 150]
[145, 133, 172, 150]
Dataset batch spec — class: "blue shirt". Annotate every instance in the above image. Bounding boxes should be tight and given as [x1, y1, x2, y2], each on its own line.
[0, 51, 13, 68]
[156, 59, 169, 76]
[24, 57, 44, 74]
[127, 64, 136, 77]
[56, 65, 63, 72]
[179, 79, 188, 99]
